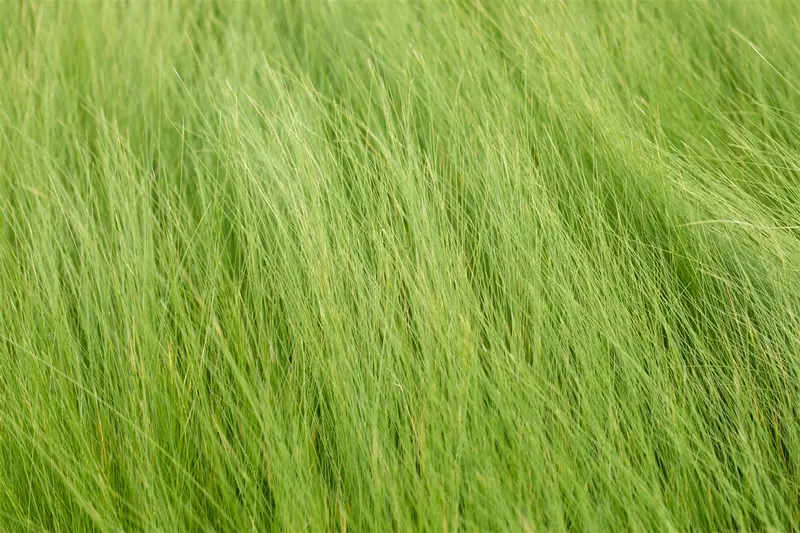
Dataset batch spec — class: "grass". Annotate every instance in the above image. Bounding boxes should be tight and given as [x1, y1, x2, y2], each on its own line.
[1, 0, 800, 530]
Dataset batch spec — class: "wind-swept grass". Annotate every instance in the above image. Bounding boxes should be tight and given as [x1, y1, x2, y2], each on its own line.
[2, 0, 800, 530]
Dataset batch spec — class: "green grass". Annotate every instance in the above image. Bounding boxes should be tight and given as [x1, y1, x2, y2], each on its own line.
[2, 0, 800, 530]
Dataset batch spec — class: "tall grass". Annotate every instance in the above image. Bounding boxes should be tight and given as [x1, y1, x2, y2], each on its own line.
[2, 0, 800, 530]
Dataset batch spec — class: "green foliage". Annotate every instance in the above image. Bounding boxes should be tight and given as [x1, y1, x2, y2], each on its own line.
[2, 0, 800, 530]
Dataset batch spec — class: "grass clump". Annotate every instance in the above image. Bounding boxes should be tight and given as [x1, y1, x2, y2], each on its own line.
[2, 0, 800, 530]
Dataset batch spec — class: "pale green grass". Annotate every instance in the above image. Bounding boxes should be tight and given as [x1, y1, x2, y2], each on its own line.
[2, 0, 800, 531]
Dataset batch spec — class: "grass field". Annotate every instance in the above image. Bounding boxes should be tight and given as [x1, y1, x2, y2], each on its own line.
[2, 0, 800, 530]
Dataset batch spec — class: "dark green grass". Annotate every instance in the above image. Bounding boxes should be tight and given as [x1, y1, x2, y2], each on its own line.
[2, 0, 800, 530]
